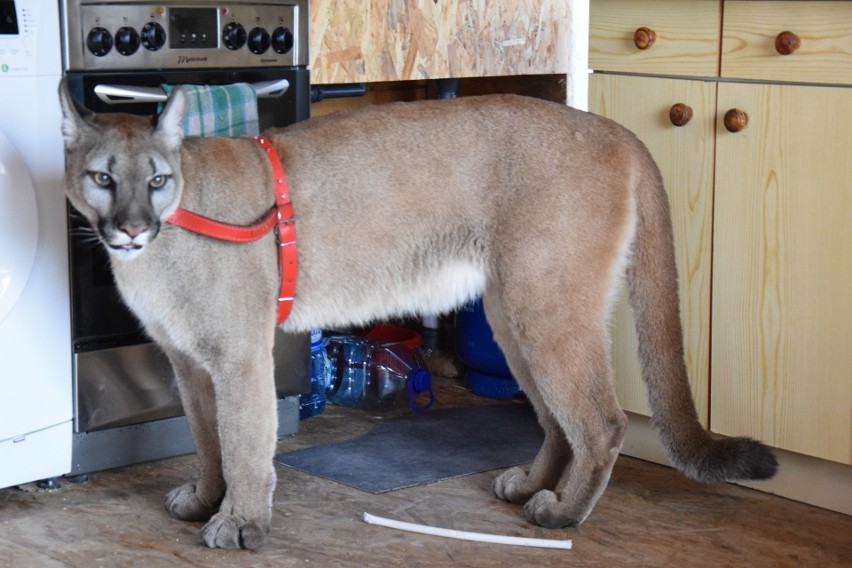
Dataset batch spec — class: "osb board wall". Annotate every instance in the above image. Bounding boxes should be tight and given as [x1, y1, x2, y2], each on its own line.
[310, 0, 574, 84]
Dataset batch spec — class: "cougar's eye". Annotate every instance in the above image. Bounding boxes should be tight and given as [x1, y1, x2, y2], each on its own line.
[148, 174, 170, 190]
[90, 171, 113, 188]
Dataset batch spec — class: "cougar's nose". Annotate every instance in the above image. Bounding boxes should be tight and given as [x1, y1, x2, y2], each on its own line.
[120, 222, 149, 238]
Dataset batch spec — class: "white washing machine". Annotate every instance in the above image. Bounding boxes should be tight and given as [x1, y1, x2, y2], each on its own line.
[0, 0, 72, 488]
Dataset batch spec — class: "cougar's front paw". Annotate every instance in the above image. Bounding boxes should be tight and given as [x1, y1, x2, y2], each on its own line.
[201, 512, 269, 550]
[524, 490, 584, 529]
[494, 467, 538, 504]
[165, 483, 220, 522]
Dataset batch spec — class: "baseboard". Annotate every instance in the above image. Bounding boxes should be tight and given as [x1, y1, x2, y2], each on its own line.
[622, 412, 852, 517]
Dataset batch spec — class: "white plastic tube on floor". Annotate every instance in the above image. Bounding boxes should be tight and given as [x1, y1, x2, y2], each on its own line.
[363, 512, 573, 550]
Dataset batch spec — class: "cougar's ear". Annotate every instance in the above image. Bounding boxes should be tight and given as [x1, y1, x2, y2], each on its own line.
[156, 87, 187, 151]
[58, 78, 93, 148]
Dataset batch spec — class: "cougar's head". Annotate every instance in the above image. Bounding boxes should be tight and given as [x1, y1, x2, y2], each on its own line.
[58, 81, 187, 260]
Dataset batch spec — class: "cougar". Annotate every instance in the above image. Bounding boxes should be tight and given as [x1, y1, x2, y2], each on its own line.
[58, 82, 777, 550]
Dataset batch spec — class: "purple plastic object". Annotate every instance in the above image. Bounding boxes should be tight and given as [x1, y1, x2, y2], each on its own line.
[408, 367, 435, 413]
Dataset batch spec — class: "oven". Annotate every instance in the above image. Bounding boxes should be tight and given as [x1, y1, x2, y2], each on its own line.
[60, 0, 311, 475]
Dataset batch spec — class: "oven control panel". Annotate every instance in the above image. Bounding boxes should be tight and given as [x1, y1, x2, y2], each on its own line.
[62, 0, 309, 71]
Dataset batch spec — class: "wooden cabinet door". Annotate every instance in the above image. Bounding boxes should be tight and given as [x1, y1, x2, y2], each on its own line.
[712, 83, 852, 464]
[309, 0, 573, 84]
[589, 73, 715, 424]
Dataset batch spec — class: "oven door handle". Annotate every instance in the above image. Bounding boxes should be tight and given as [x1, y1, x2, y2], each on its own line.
[92, 79, 291, 105]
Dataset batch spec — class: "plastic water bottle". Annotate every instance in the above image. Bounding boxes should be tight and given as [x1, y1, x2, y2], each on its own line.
[324, 336, 434, 413]
[299, 328, 328, 420]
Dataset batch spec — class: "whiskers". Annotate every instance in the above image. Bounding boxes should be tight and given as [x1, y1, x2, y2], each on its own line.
[157, 221, 180, 237]
[68, 211, 105, 250]
[70, 227, 104, 250]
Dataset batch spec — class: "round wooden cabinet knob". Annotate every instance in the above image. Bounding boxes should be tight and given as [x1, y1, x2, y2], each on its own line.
[669, 103, 694, 127]
[633, 27, 657, 50]
[775, 31, 801, 55]
[724, 108, 749, 133]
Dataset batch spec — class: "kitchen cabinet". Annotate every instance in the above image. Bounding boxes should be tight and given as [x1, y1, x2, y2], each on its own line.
[712, 81, 852, 466]
[590, 0, 720, 425]
[309, 0, 575, 84]
[591, 74, 715, 425]
[590, 0, 852, 474]
[720, 2, 852, 85]
[588, 0, 720, 77]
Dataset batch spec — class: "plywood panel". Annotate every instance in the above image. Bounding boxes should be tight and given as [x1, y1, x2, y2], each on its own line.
[310, 0, 573, 84]
[712, 83, 852, 465]
[589, 74, 715, 424]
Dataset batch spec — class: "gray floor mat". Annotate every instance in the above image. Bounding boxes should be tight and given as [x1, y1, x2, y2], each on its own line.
[274, 403, 544, 494]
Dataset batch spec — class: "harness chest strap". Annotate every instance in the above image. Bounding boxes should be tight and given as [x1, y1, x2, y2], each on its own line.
[165, 135, 297, 325]
[257, 135, 298, 325]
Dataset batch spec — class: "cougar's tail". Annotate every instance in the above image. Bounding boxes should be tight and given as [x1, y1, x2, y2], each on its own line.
[626, 152, 777, 483]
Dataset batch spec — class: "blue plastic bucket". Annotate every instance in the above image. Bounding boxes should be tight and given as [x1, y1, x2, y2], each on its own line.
[454, 299, 523, 399]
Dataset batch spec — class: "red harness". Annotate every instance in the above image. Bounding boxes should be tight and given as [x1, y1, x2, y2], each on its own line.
[165, 136, 297, 325]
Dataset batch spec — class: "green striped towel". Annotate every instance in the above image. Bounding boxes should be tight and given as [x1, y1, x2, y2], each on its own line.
[161, 83, 259, 137]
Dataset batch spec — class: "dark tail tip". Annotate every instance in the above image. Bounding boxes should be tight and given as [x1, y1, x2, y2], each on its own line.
[673, 436, 779, 483]
[721, 437, 779, 480]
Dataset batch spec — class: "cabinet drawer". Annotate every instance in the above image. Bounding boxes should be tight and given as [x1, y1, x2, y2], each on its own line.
[590, 0, 720, 77]
[722, 1, 852, 85]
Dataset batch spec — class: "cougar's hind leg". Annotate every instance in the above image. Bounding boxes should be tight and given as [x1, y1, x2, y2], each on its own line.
[159, 344, 225, 522]
[522, 324, 627, 528]
[507, 296, 627, 528]
[484, 290, 573, 504]
[200, 343, 278, 550]
[491, 223, 632, 528]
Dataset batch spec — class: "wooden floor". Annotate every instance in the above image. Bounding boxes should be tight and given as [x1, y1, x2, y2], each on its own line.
[1, 378, 850, 567]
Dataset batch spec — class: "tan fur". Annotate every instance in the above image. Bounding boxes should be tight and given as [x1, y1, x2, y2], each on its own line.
[59, 82, 777, 550]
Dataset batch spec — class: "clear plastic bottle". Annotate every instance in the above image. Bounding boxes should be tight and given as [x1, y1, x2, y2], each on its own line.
[299, 328, 328, 420]
[324, 335, 434, 413]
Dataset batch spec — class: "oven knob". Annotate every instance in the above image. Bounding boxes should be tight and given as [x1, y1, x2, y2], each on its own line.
[115, 26, 141, 56]
[222, 22, 247, 50]
[141, 22, 166, 51]
[271, 26, 294, 54]
[86, 27, 114, 57]
[248, 27, 270, 54]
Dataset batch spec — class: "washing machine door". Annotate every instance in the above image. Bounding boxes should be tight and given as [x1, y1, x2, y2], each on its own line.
[0, 129, 39, 323]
